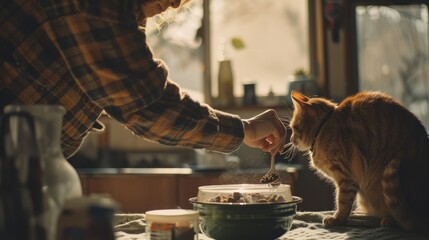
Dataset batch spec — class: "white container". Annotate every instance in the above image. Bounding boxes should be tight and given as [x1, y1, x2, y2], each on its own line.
[197, 184, 293, 204]
[5, 105, 83, 240]
[145, 209, 199, 240]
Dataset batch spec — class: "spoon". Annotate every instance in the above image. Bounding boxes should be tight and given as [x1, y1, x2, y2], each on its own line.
[260, 155, 279, 184]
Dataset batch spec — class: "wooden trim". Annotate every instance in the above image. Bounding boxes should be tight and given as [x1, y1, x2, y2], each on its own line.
[310, 0, 330, 97]
[344, 0, 359, 95]
[203, 0, 212, 104]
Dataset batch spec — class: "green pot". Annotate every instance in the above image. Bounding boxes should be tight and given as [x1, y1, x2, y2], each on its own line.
[190, 196, 302, 240]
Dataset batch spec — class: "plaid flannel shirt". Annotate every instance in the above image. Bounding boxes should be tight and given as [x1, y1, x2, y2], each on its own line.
[0, 0, 244, 158]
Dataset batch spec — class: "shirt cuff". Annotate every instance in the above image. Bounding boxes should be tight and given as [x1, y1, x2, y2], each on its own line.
[206, 109, 244, 153]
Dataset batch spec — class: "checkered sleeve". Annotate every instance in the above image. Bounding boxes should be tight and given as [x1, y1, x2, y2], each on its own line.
[42, 1, 244, 152]
[125, 79, 244, 152]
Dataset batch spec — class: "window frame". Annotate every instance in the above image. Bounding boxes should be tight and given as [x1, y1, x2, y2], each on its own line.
[201, 0, 314, 106]
[344, 0, 429, 95]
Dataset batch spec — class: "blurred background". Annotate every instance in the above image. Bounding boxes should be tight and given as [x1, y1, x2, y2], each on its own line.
[70, 0, 428, 213]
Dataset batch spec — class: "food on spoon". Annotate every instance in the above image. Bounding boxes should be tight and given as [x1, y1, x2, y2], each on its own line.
[260, 172, 280, 184]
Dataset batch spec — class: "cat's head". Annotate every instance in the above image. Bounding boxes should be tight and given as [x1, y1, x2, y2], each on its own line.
[289, 91, 336, 151]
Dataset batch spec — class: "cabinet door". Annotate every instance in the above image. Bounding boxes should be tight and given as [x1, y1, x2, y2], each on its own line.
[86, 175, 177, 213]
[177, 174, 221, 209]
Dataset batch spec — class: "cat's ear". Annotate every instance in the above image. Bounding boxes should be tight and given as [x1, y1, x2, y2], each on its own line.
[291, 91, 311, 109]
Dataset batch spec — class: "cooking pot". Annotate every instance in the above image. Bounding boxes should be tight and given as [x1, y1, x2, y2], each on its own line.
[189, 184, 302, 240]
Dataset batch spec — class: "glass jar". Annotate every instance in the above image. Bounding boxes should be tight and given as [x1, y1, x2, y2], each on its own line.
[145, 209, 199, 240]
[4, 104, 82, 240]
[56, 195, 118, 240]
[0, 111, 41, 239]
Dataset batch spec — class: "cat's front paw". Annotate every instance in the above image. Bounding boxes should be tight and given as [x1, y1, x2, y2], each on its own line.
[323, 215, 344, 227]
[381, 216, 398, 228]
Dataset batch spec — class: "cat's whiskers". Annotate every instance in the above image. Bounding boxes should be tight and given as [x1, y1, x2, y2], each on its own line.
[303, 149, 311, 157]
[281, 142, 298, 161]
[279, 116, 296, 161]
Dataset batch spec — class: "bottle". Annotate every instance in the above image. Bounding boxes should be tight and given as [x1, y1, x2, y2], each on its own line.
[217, 39, 235, 106]
[218, 59, 235, 106]
[1, 109, 54, 239]
[243, 83, 257, 105]
[4, 105, 83, 240]
[0, 112, 36, 239]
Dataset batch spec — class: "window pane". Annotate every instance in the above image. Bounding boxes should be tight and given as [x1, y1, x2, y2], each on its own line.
[210, 0, 309, 98]
[146, 0, 309, 103]
[146, 0, 205, 102]
[356, 4, 429, 129]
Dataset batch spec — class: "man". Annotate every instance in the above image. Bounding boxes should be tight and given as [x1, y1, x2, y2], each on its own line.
[0, 0, 286, 158]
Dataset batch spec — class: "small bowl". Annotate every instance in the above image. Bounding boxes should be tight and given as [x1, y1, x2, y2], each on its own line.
[189, 184, 302, 240]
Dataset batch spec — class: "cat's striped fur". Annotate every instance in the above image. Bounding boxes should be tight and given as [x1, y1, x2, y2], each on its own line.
[289, 91, 429, 231]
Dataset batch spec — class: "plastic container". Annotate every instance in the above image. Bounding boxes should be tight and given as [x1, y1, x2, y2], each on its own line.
[197, 184, 293, 204]
[145, 209, 199, 240]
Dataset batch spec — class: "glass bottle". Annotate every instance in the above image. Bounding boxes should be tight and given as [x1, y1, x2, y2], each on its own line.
[0, 112, 37, 239]
[4, 105, 82, 240]
[218, 59, 235, 106]
[217, 39, 235, 106]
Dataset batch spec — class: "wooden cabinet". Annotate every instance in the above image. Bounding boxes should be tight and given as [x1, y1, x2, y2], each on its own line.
[177, 174, 221, 209]
[79, 170, 297, 213]
[80, 174, 177, 212]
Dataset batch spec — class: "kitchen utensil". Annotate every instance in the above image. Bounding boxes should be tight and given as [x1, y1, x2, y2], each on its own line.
[189, 184, 301, 240]
[260, 155, 279, 184]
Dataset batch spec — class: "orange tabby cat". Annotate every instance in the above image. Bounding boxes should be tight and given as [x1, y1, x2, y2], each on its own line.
[289, 90, 429, 231]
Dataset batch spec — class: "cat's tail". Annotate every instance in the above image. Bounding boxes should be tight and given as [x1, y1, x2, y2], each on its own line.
[381, 159, 415, 231]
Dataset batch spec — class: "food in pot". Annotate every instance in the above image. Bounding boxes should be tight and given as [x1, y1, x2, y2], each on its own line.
[197, 184, 293, 204]
[208, 192, 286, 203]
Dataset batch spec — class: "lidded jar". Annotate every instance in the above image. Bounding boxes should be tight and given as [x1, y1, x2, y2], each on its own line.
[56, 195, 118, 240]
[145, 209, 199, 240]
[4, 104, 82, 240]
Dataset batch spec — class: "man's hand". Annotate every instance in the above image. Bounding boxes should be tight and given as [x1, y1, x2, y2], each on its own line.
[242, 109, 286, 155]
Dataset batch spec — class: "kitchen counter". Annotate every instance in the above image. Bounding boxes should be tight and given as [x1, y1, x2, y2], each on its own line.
[114, 211, 429, 240]
[77, 163, 302, 175]
[78, 167, 194, 175]
[77, 164, 301, 212]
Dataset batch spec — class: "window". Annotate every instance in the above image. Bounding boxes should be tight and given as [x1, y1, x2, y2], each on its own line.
[147, 0, 205, 102]
[147, 0, 310, 105]
[209, 0, 309, 100]
[354, 3, 429, 129]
